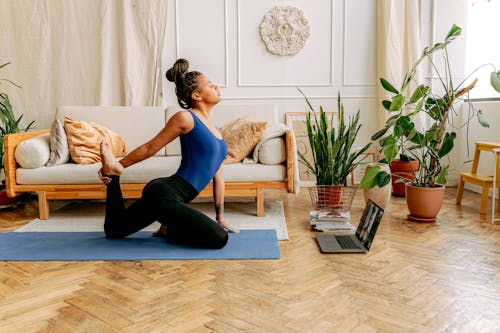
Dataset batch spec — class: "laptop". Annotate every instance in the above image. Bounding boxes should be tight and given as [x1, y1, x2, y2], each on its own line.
[316, 199, 384, 253]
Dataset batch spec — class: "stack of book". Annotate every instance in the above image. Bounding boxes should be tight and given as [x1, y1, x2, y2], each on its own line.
[309, 210, 355, 232]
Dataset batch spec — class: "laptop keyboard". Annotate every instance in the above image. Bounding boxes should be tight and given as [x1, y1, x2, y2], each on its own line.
[336, 235, 362, 249]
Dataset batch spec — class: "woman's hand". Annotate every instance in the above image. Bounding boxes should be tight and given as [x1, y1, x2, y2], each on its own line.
[97, 167, 112, 185]
[216, 215, 239, 233]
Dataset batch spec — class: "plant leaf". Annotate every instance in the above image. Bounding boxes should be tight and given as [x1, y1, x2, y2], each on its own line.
[389, 94, 405, 111]
[381, 135, 398, 163]
[438, 132, 456, 157]
[436, 165, 449, 185]
[490, 71, 500, 93]
[371, 126, 389, 140]
[359, 165, 380, 189]
[382, 100, 392, 111]
[409, 85, 429, 103]
[380, 78, 399, 94]
[477, 110, 490, 128]
[376, 171, 391, 187]
[446, 24, 462, 41]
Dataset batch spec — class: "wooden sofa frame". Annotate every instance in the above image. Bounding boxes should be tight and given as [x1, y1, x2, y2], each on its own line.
[4, 130, 295, 220]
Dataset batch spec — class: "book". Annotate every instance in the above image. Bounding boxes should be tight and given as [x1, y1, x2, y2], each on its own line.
[309, 210, 354, 232]
[309, 210, 350, 222]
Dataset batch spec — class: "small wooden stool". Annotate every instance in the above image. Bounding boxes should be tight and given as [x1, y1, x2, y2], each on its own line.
[456, 142, 500, 215]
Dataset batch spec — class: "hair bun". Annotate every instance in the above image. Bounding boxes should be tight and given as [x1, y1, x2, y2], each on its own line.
[166, 59, 190, 83]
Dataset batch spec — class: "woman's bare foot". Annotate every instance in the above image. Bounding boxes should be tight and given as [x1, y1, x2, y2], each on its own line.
[100, 139, 124, 176]
[152, 225, 168, 238]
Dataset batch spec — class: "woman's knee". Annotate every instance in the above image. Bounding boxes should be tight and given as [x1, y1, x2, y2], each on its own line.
[104, 224, 126, 239]
[209, 231, 228, 249]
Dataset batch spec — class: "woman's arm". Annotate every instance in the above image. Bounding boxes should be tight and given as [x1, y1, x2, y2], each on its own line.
[213, 166, 239, 233]
[119, 111, 193, 168]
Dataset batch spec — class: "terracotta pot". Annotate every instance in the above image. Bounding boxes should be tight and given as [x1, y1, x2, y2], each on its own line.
[0, 189, 16, 209]
[405, 183, 445, 222]
[363, 163, 391, 209]
[390, 159, 419, 197]
[317, 185, 343, 208]
[309, 185, 357, 212]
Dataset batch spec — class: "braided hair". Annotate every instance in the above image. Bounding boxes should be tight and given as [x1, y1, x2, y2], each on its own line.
[166, 59, 202, 110]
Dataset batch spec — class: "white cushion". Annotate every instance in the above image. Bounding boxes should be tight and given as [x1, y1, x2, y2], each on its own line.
[56, 106, 166, 156]
[46, 119, 70, 166]
[16, 157, 286, 184]
[223, 163, 286, 182]
[15, 134, 51, 169]
[258, 137, 286, 165]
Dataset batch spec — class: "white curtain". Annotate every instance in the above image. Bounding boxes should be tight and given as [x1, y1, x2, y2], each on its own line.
[376, 0, 422, 129]
[0, 0, 167, 129]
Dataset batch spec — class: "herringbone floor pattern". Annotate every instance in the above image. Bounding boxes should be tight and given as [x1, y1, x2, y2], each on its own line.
[0, 187, 499, 333]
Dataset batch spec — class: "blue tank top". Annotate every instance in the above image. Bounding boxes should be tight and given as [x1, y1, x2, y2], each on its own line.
[175, 111, 227, 192]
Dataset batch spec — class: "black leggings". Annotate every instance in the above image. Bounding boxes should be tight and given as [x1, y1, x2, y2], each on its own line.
[104, 175, 228, 249]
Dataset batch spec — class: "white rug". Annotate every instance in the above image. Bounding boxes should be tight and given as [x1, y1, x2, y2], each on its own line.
[15, 200, 289, 240]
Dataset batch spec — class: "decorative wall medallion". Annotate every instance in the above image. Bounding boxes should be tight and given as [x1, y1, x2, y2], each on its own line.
[259, 6, 310, 56]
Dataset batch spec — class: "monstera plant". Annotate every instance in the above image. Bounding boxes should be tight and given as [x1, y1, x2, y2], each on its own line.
[361, 24, 500, 221]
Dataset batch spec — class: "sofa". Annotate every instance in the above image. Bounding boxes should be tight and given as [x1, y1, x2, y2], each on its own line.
[4, 104, 295, 219]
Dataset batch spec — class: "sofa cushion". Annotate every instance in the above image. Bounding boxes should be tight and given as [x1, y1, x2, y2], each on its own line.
[16, 157, 286, 184]
[64, 116, 127, 164]
[46, 119, 70, 166]
[223, 163, 286, 182]
[56, 106, 166, 156]
[14, 134, 51, 169]
[221, 118, 267, 164]
[258, 137, 286, 165]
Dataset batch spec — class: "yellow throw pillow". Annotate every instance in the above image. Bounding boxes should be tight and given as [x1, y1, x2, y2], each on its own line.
[64, 115, 127, 164]
[221, 117, 267, 164]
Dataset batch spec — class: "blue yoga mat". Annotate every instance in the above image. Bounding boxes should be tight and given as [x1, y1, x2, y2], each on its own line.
[0, 230, 280, 261]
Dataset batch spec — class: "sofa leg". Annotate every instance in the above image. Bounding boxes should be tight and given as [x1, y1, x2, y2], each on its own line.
[38, 191, 49, 220]
[256, 188, 264, 217]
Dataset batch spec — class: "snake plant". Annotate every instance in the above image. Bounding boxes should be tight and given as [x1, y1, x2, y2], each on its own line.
[297, 88, 371, 186]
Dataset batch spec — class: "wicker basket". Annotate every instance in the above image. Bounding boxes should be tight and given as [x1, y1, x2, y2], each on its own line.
[308, 185, 358, 213]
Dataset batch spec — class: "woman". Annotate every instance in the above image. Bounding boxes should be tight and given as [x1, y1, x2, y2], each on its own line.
[98, 58, 238, 249]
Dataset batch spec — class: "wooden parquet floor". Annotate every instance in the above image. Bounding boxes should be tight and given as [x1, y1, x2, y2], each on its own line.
[0, 187, 499, 333]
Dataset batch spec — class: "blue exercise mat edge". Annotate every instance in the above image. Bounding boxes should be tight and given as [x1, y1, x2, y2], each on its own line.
[0, 230, 280, 261]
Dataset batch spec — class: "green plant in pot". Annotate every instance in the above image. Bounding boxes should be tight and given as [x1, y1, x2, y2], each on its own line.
[0, 62, 35, 208]
[360, 24, 500, 222]
[298, 88, 371, 212]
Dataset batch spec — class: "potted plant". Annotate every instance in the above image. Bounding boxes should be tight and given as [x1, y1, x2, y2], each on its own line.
[386, 153, 419, 197]
[298, 89, 371, 212]
[361, 24, 500, 222]
[0, 62, 35, 208]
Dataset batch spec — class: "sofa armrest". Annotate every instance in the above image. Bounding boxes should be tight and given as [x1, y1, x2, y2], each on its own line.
[4, 129, 50, 197]
[285, 130, 295, 193]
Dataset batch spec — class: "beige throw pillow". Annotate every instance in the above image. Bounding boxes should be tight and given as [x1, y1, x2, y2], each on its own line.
[64, 116, 127, 164]
[221, 117, 267, 164]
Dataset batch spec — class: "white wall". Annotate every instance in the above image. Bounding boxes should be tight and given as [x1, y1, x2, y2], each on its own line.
[457, 101, 500, 194]
[161, 0, 379, 146]
[161, 0, 488, 183]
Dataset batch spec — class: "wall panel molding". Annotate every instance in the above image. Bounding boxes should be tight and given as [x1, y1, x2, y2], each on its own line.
[236, 0, 334, 87]
[341, 0, 376, 87]
[174, 0, 229, 87]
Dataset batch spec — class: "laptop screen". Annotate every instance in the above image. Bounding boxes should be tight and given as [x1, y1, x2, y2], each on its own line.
[355, 200, 384, 250]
